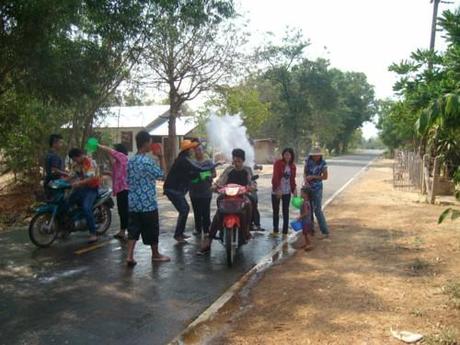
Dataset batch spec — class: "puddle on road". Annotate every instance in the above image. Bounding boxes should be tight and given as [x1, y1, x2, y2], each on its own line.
[38, 267, 87, 284]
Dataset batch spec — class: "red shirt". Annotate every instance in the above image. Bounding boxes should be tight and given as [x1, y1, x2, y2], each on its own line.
[271, 159, 296, 193]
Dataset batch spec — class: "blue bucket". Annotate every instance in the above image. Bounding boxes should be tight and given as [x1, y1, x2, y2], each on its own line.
[290, 219, 304, 232]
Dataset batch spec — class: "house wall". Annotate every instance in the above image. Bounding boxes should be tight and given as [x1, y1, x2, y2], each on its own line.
[97, 127, 142, 155]
[254, 140, 276, 164]
[98, 128, 192, 158]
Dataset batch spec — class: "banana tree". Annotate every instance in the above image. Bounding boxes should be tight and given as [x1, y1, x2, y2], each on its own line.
[438, 168, 460, 223]
[416, 91, 460, 178]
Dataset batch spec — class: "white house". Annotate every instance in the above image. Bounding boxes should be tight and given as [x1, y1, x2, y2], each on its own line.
[95, 105, 198, 155]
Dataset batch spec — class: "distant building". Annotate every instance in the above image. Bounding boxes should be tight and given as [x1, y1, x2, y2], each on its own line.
[95, 105, 198, 155]
[254, 139, 277, 164]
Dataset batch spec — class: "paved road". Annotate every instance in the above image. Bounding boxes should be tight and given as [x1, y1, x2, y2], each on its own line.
[0, 151, 379, 345]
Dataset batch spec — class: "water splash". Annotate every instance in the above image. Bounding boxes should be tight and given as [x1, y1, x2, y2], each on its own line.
[206, 114, 255, 167]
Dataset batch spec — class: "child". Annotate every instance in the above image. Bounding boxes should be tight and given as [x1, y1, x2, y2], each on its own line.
[298, 186, 314, 251]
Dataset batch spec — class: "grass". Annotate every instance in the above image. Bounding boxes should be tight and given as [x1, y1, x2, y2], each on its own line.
[413, 236, 425, 250]
[408, 258, 431, 274]
[443, 281, 460, 310]
[410, 308, 423, 317]
[424, 328, 458, 345]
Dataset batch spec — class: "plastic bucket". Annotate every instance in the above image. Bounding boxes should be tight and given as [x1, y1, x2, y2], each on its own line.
[151, 143, 163, 156]
[291, 196, 304, 210]
[200, 170, 211, 180]
[290, 219, 304, 232]
[85, 137, 99, 154]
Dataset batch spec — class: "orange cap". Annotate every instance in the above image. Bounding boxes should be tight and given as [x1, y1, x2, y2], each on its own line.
[180, 140, 199, 152]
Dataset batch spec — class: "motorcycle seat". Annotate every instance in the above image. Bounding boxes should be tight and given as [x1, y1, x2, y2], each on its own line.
[98, 188, 111, 197]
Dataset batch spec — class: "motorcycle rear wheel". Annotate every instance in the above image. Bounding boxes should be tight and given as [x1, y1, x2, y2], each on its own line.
[29, 212, 58, 248]
[94, 204, 111, 235]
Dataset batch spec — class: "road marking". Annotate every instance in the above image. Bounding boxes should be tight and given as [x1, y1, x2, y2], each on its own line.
[74, 240, 111, 255]
[168, 155, 379, 345]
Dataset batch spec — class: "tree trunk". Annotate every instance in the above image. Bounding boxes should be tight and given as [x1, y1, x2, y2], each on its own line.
[166, 113, 177, 170]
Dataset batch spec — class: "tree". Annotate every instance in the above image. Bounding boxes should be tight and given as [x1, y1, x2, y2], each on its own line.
[142, 0, 244, 166]
[329, 70, 376, 153]
[254, 29, 311, 154]
[381, 7, 460, 176]
[0, 0, 149, 178]
[254, 29, 376, 155]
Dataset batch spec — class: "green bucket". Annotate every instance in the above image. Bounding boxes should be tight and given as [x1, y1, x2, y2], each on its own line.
[291, 196, 304, 210]
[85, 137, 99, 154]
[200, 170, 212, 180]
[191, 170, 212, 184]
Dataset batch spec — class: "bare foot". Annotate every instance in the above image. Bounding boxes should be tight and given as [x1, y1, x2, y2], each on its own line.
[152, 255, 171, 262]
[304, 245, 314, 251]
[114, 232, 126, 241]
[126, 260, 137, 267]
[88, 235, 98, 244]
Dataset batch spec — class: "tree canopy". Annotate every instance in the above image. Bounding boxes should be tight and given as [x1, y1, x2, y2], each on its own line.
[377, 7, 460, 176]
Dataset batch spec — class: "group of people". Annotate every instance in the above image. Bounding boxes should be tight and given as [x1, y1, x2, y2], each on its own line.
[271, 146, 330, 251]
[44, 130, 330, 266]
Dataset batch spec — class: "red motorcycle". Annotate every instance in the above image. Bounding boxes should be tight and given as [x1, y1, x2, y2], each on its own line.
[216, 183, 251, 267]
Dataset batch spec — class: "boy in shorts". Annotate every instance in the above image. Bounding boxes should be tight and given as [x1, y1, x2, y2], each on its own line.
[126, 131, 170, 267]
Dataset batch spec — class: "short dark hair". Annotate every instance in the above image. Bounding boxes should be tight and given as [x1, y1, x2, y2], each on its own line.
[49, 134, 63, 148]
[232, 148, 245, 161]
[114, 143, 128, 156]
[301, 186, 312, 199]
[135, 131, 151, 150]
[282, 147, 295, 164]
[68, 148, 84, 159]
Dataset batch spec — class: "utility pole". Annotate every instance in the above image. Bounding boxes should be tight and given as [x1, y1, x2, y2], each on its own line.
[430, 0, 441, 52]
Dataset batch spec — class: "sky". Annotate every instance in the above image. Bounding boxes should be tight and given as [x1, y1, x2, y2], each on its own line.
[237, 0, 460, 139]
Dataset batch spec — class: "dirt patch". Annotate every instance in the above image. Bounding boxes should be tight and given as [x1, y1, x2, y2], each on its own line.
[0, 177, 37, 231]
[184, 159, 460, 345]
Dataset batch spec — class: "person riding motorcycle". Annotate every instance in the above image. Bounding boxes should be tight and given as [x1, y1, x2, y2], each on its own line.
[67, 148, 101, 243]
[197, 148, 254, 255]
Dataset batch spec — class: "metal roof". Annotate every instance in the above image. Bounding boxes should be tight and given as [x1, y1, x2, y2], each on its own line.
[149, 116, 197, 136]
[96, 105, 170, 129]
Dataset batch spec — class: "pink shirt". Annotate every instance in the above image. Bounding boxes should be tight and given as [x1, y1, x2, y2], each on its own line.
[110, 149, 128, 196]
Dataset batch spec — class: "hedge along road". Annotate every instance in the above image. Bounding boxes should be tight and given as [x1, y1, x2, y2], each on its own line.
[0, 151, 380, 345]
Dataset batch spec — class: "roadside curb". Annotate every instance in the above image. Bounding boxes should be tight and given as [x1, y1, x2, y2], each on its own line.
[168, 156, 378, 345]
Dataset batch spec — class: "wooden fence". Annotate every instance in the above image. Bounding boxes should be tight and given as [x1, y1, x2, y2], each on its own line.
[393, 150, 454, 203]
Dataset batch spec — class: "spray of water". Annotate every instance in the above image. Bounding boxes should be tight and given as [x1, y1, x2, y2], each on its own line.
[206, 114, 255, 167]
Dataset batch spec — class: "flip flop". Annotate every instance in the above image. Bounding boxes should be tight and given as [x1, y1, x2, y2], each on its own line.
[152, 256, 171, 262]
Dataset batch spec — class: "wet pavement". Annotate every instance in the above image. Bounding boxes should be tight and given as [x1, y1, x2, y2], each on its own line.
[0, 151, 379, 345]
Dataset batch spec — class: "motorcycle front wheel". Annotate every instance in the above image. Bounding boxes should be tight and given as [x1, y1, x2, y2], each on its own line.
[225, 227, 236, 267]
[29, 212, 58, 248]
[94, 204, 111, 235]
